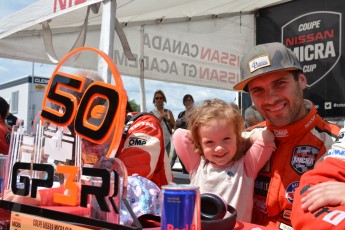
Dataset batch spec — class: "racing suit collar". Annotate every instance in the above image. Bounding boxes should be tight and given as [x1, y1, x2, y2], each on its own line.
[266, 100, 318, 140]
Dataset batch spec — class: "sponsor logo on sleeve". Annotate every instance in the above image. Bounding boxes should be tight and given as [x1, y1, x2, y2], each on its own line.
[326, 130, 345, 160]
[325, 149, 345, 161]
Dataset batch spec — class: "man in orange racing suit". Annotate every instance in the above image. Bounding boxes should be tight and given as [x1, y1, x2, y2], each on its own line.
[291, 129, 345, 230]
[232, 42, 340, 229]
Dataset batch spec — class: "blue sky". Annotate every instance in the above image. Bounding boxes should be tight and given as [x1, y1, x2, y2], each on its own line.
[0, 0, 237, 118]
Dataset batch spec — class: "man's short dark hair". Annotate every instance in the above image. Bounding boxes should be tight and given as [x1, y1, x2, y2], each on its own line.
[290, 70, 303, 81]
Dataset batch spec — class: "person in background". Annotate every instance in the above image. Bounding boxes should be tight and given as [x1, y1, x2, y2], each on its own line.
[291, 128, 345, 229]
[173, 98, 276, 222]
[5, 106, 23, 131]
[232, 42, 340, 228]
[244, 104, 264, 127]
[0, 97, 10, 154]
[230, 102, 240, 111]
[150, 90, 175, 156]
[171, 94, 194, 172]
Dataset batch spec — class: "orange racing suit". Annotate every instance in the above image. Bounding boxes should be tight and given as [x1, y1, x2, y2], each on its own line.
[246, 101, 340, 229]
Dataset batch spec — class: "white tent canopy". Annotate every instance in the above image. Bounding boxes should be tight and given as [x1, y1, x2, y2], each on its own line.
[0, 0, 291, 38]
[0, 0, 290, 109]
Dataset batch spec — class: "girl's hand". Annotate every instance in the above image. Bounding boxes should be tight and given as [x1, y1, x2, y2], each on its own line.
[250, 129, 274, 143]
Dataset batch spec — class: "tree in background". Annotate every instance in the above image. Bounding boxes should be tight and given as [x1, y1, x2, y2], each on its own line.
[129, 99, 140, 112]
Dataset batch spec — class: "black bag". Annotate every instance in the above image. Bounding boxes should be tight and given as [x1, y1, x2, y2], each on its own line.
[163, 109, 173, 134]
[176, 111, 187, 129]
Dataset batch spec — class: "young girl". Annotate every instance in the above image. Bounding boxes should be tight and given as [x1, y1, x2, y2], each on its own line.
[172, 99, 276, 222]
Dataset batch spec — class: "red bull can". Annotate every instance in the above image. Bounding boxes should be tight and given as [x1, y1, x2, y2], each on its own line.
[161, 185, 200, 230]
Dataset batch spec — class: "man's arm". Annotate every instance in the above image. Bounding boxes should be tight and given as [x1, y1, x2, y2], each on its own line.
[291, 157, 345, 229]
[300, 181, 345, 212]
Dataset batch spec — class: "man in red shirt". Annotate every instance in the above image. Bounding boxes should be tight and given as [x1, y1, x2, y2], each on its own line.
[291, 129, 345, 229]
[0, 97, 10, 154]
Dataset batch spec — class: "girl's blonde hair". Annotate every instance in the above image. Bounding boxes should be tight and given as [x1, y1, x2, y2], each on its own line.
[189, 98, 245, 161]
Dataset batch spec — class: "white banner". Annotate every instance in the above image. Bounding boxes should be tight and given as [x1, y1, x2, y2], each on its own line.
[0, 15, 254, 90]
[114, 15, 255, 90]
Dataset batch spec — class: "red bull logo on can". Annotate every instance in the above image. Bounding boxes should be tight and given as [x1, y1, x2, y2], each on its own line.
[161, 185, 200, 230]
[166, 223, 197, 230]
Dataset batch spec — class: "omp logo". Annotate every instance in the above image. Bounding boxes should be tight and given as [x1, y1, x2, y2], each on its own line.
[128, 137, 147, 146]
[273, 129, 288, 137]
[324, 102, 332, 110]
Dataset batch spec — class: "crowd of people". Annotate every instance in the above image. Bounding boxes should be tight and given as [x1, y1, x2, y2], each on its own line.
[1, 42, 345, 229]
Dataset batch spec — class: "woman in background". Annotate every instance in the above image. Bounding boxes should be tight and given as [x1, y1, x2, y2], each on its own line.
[171, 94, 194, 172]
[150, 90, 175, 155]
